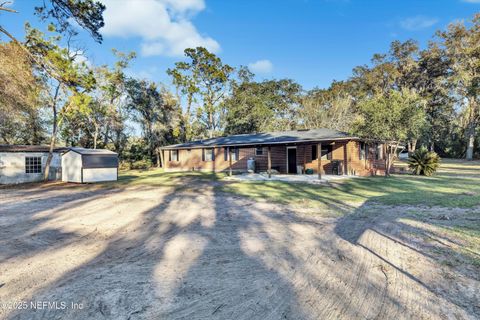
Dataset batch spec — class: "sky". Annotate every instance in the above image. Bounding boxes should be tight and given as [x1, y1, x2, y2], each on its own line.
[1, 0, 480, 90]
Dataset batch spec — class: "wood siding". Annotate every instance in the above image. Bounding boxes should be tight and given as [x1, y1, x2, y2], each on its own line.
[163, 140, 386, 176]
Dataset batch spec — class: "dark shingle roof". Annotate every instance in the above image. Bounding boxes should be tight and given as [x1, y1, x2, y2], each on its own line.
[162, 128, 357, 149]
[0, 145, 69, 153]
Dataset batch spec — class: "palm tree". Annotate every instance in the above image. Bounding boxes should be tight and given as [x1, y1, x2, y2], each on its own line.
[407, 147, 440, 176]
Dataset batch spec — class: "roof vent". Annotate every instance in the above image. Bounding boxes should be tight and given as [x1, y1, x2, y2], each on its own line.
[297, 128, 310, 131]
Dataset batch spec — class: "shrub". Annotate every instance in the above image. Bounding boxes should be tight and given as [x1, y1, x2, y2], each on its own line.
[129, 159, 153, 170]
[119, 161, 131, 171]
[407, 147, 440, 176]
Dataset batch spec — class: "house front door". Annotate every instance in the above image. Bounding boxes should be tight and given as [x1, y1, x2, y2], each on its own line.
[287, 148, 297, 174]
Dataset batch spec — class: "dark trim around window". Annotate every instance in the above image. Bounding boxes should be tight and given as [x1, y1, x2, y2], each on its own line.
[25, 156, 42, 174]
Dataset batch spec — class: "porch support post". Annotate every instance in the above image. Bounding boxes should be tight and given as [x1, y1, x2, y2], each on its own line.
[317, 142, 322, 180]
[303, 145, 306, 174]
[267, 146, 272, 178]
[343, 142, 348, 175]
[228, 146, 232, 176]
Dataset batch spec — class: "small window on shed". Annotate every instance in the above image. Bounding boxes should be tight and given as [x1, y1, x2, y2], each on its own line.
[312, 145, 317, 160]
[170, 150, 179, 161]
[255, 147, 263, 156]
[203, 148, 214, 161]
[25, 156, 42, 174]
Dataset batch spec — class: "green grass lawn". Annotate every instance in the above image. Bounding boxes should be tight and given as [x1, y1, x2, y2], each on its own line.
[220, 160, 480, 209]
[114, 160, 480, 208]
[113, 168, 224, 187]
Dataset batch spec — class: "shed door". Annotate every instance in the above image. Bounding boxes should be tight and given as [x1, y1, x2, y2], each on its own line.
[287, 148, 297, 174]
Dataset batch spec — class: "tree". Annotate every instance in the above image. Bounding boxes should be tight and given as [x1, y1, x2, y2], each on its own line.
[167, 61, 199, 142]
[34, 0, 105, 42]
[299, 81, 355, 132]
[438, 14, 480, 160]
[1, 0, 105, 42]
[25, 26, 95, 180]
[408, 147, 440, 176]
[352, 90, 425, 176]
[168, 47, 234, 139]
[60, 93, 107, 149]
[224, 74, 302, 134]
[351, 54, 398, 98]
[94, 50, 136, 154]
[415, 42, 454, 153]
[0, 41, 45, 144]
[389, 39, 420, 91]
[125, 79, 180, 167]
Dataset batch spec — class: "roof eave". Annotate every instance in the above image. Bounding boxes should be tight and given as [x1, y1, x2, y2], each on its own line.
[160, 136, 360, 150]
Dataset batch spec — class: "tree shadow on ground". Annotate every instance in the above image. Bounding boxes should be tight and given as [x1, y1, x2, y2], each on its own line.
[334, 193, 480, 318]
[7, 178, 305, 319]
[3, 177, 479, 319]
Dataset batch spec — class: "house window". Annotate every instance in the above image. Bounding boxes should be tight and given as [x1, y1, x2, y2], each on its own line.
[230, 148, 239, 161]
[376, 144, 384, 160]
[312, 145, 317, 160]
[312, 145, 331, 160]
[359, 142, 366, 160]
[25, 156, 42, 174]
[255, 147, 263, 156]
[203, 148, 214, 161]
[321, 146, 332, 160]
[170, 150, 179, 161]
[223, 147, 239, 161]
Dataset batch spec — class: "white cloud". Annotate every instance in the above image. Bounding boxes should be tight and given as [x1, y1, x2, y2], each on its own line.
[400, 15, 439, 31]
[248, 59, 273, 74]
[162, 0, 205, 14]
[462, 0, 480, 3]
[100, 0, 219, 57]
[127, 66, 159, 80]
[73, 54, 91, 67]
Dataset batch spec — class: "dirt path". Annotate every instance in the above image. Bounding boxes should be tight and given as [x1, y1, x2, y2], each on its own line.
[0, 181, 478, 319]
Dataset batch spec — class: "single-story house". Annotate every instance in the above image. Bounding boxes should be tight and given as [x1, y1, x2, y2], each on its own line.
[160, 128, 388, 177]
[0, 145, 118, 185]
[62, 147, 118, 183]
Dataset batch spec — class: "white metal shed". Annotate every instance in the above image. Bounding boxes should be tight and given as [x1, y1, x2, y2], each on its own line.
[62, 148, 118, 183]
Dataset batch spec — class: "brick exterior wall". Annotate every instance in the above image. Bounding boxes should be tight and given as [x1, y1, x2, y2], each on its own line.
[163, 140, 387, 176]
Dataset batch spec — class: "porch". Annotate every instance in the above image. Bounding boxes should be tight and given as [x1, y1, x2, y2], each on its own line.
[225, 139, 355, 179]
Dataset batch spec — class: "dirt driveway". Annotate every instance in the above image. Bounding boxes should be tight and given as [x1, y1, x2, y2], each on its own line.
[0, 177, 478, 319]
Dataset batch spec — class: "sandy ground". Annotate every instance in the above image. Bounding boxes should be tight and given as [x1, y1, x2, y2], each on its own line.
[0, 179, 478, 319]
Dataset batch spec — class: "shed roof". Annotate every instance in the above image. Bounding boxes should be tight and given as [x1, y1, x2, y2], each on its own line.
[0, 145, 69, 153]
[67, 147, 117, 155]
[162, 128, 357, 149]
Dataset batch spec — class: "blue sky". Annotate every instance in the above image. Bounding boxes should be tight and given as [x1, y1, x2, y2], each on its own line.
[2, 0, 479, 89]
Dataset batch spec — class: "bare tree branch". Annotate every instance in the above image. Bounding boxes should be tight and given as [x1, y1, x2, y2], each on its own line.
[0, 3, 17, 13]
